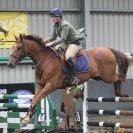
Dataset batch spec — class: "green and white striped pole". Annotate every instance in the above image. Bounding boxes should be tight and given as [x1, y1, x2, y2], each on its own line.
[0, 103, 30, 108]
[0, 94, 34, 99]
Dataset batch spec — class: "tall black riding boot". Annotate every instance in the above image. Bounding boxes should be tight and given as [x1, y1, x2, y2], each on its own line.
[67, 57, 79, 85]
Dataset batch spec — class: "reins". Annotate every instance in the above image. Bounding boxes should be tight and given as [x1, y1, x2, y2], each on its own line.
[0, 39, 16, 45]
[10, 42, 27, 62]
[49, 47, 69, 64]
[32, 47, 60, 69]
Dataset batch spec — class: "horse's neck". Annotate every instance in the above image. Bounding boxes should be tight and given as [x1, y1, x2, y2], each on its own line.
[26, 42, 42, 63]
[27, 42, 53, 65]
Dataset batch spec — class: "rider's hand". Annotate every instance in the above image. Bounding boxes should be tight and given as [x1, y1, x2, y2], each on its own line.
[45, 42, 53, 47]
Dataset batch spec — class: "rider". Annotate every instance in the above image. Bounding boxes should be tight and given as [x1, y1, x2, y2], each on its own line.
[44, 8, 84, 85]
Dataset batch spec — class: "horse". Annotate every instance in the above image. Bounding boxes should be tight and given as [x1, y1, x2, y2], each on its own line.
[7, 34, 130, 127]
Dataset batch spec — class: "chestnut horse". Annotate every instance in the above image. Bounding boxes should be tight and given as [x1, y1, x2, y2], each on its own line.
[8, 34, 130, 127]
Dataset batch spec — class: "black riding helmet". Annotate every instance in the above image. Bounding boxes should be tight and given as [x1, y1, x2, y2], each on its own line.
[50, 8, 63, 17]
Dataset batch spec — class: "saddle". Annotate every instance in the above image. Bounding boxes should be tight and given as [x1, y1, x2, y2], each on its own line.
[58, 48, 90, 74]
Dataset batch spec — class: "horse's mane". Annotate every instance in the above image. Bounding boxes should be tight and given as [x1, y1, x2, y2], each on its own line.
[22, 34, 46, 48]
[20, 34, 57, 56]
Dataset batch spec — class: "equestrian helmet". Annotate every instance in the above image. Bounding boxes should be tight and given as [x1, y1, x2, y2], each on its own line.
[50, 8, 63, 17]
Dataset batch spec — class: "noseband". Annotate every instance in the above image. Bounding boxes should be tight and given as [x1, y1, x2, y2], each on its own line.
[11, 54, 19, 60]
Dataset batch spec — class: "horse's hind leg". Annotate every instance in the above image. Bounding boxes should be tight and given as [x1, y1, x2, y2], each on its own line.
[64, 108, 69, 129]
[106, 73, 128, 97]
[114, 80, 128, 97]
[71, 108, 77, 130]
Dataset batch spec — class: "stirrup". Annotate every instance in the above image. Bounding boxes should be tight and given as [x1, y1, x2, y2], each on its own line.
[71, 76, 80, 86]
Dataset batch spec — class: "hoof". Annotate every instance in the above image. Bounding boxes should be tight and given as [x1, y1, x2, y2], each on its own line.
[20, 120, 30, 128]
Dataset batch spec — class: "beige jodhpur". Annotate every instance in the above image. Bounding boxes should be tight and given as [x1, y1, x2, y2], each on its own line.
[65, 44, 82, 60]
[54, 43, 82, 60]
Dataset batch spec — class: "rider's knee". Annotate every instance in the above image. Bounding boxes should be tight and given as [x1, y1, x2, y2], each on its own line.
[65, 48, 75, 60]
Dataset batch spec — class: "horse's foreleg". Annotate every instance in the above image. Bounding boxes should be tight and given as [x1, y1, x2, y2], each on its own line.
[21, 82, 54, 127]
[114, 80, 128, 97]
[20, 85, 42, 127]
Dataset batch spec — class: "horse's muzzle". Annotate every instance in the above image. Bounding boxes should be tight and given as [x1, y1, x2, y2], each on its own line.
[7, 62, 15, 68]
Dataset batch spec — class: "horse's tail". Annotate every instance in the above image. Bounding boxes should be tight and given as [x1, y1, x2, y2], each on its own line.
[109, 48, 130, 80]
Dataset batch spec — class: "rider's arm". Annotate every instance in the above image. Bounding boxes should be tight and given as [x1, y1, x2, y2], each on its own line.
[52, 25, 69, 46]
[44, 26, 57, 43]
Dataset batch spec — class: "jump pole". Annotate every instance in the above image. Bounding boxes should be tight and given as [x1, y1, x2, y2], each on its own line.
[83, 82, 89, 133]
[87, 121, 133, 128]
[87, 109, 133, 115]
[0, 94, 55, 132]
[87, 97, 133, 102]
[84, 0, 91, 131]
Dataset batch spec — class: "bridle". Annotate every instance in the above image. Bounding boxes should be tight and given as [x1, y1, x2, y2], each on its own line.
[10, 41, 28, 62]
[0, 40, 25, 60]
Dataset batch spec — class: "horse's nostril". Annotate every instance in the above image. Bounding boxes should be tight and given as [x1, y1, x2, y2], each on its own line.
[11, 65, 15, 68]
[9, 64, 12, 68]
[7, 63, 15, 68]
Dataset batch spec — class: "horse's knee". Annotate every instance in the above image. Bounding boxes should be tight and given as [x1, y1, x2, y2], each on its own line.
[27, 105, 36, 118]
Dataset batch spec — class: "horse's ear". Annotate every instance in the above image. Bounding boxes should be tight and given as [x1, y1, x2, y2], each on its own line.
[19, 34, 23, 41]
[14, 34, 18, 40]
